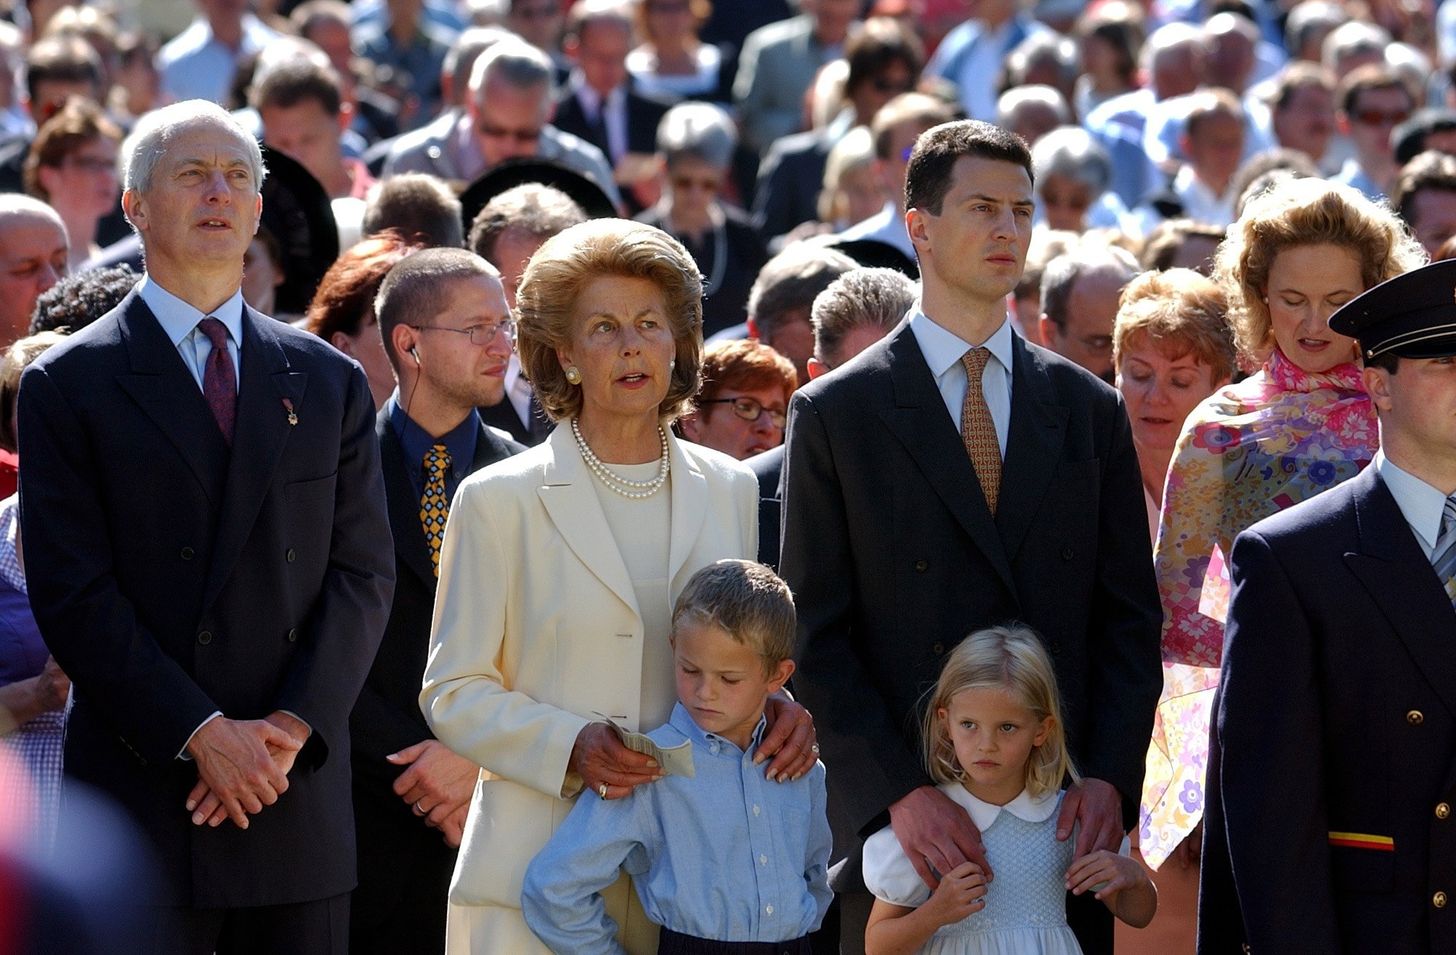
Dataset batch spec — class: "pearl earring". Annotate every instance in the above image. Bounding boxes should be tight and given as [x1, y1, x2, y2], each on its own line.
[565, 366, 582, 385]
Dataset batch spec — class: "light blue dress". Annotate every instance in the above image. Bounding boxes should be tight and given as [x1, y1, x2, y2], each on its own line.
[862, 784, 1082, 955]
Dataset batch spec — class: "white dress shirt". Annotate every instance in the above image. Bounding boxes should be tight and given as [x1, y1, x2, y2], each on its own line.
[570, 75, 628, 164]
[1375, 450, 1450, 561]
[138, 276, 243, 392]
[908, 307, 1013, 457]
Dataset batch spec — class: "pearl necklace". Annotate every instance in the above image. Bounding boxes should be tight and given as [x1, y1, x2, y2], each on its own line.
[571, 418, 670, 499]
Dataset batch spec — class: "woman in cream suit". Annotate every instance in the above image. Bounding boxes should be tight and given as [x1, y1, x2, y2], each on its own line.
[420, 219, 820, 954]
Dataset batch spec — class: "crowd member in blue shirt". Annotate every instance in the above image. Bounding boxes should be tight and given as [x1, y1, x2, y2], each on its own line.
[522, 559, 832, 954]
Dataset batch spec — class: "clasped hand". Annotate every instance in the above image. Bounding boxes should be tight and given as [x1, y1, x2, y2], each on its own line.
[184, 712, 306, 829]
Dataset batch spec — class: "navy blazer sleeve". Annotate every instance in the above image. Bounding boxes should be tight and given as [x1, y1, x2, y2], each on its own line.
[1215, 528, 1339, 951]
[19, 361, 218, 761]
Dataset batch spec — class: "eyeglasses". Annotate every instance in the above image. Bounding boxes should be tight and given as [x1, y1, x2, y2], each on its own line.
[1352, 108, 1410, 127]
[476, 122, 542, 143]
[700, 395, 787, 429]
[408, 320, 516, 346]
[62, 155, 116, 173]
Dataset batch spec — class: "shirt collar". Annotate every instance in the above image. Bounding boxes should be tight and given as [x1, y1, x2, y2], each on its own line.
[1375, 449, 1449, 553]
[942, 782, 1060, 831]
[668, 701, 768, 755]
[909, 305, 1014, 378]
[138, 275, 245, 349]
[386, 391, 481, 472]
[571, 74, 622, 114]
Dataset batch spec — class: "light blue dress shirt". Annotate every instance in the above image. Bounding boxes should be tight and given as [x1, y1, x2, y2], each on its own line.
[522, 702, 832, 953]
[138, 276, 243, 394]
[908, 308, 1013, 458]
[1375, 450, 1450, 561]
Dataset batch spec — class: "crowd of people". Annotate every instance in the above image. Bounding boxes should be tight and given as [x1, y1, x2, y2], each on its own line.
[1, 0, 1456, 954]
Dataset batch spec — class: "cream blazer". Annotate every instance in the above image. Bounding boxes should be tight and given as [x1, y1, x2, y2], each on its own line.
[420, 425, 758, 910]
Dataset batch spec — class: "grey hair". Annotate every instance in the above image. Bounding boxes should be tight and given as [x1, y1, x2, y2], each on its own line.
[1285, 0, 1346, 56]
[811, 267, 915, 367]
[1040, 246, 1140, 330]
[122, 99, 266, 195]
[995, 85, 1072, 130]
[1321, 21, 1390, 73]
[445, 25, 517, 103]
[1140, 21, 1205, 75]
[468, 36, 555, 99]
[747, 242, 858, 338]
[656, 102, 737, 169]
[1032, 126, 1111, 197]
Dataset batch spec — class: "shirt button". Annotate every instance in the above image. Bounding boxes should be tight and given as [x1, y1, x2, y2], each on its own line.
[753, 804, 761, 816]
[1409, 709, 1425, 725]
[765, 904, 774, 915]
[759, 854, 768, 865]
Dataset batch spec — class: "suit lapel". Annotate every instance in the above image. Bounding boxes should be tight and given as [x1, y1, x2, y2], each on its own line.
[115, 291, 229, 502]
[996, 338, 1070, 560]
[377, 411, 437, 588]
[877, 324, 1015, 594]
[667, 436, 708, 589]
[1344, 467, 1456, 718]
[203, 308, 307, 609]
[536, 427, 640, 616]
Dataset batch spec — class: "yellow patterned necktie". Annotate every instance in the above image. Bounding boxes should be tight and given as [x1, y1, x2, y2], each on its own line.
[961, 348, 1001, 515]
[420, 444, 451, 577]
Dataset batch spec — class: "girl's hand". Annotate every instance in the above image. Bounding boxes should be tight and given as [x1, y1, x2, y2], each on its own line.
[918, 861, 988, 927]
[1066, 850, 1158, 928]
[1066, 850, 1143, 900]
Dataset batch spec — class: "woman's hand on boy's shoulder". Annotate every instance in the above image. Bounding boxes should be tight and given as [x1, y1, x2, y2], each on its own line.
[757, 694, 818, 782]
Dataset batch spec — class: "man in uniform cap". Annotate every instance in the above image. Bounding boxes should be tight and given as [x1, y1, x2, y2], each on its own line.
[1200, 257, 1456, 954]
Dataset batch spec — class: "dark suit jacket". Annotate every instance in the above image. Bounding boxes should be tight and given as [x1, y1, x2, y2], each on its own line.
[780, 322, 1161, 869]
[552, 84, 673, 163]
[350, 410, 523, 821]
[18, 290, 395, 908]
[752, 127, 833, 242]
[479, 397, 550, 447]
[746, 444, 783, 572]
[1200, 465, 1456, 955]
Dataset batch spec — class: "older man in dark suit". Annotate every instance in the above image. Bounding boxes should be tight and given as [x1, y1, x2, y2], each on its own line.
[1200, 258, 1456, 955]
[780, 120, 1161, 955]
[349, 247, 523, 954]
[18, 100, 394, 954]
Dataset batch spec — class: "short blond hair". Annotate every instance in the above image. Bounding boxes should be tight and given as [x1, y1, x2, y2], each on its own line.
[671, 559, 795, 671]
[1113, 268, 1236, 381]
[1212, 177, 1425, 365]
[516, 219, 703, 423]
[923, 625, 1077, 799]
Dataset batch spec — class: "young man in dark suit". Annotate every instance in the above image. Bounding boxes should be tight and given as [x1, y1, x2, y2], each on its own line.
[18, 100, 394, 953]
[1202, 258, 1456, 955]
[348, 247, 523, 954]
[780, 120, 1161, 954]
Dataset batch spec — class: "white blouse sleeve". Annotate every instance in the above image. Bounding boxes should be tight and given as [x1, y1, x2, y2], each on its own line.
[861, 824, 932, 907]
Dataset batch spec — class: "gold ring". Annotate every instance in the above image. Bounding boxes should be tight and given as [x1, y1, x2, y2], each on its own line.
[598, 782, 609, 799]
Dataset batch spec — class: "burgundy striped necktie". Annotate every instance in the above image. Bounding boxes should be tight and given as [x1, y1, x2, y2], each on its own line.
[198, 317, 236, 444]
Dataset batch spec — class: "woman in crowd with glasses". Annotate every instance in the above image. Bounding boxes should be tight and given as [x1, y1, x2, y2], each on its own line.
[23, 97, 120, 271]
[638, 101, 767, 338]
[420, 219, 817, 954]
[679, 338, 796, 460]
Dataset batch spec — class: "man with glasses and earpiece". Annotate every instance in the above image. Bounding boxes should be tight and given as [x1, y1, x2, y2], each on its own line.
[383, 38, 622, 210]
[350, 247, 524, 955]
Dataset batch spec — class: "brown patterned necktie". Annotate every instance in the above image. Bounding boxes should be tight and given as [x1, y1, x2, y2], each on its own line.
[961, 348, 1001, 514]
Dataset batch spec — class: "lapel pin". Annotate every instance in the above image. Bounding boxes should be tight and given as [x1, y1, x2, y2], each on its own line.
[282, 397, 298, 426]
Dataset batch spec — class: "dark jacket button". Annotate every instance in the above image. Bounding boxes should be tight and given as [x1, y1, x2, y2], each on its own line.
[180, 546, 194, 560]
[287, 628, 298, 642]
[197, 630, 212, 645]
[933, 642, 944, 655]
[914, 559, 929, 572]
[1062, 546, 1075, 560]
[286, 548, 296, 562]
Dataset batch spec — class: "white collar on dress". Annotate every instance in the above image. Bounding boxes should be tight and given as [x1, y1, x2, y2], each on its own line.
[941, 782, 1060, 831]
